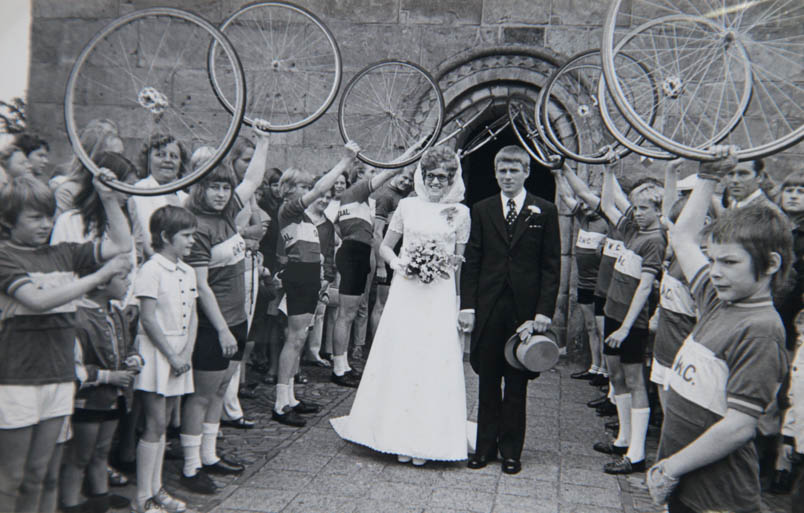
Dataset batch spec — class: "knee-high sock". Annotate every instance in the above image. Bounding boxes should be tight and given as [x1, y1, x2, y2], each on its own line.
[613, 393, 632, 447]
[201, 422, 220, 466]
[333, 354, 348, 376]
[180, 434, 202, 477]
[625, 408, 650, 463]
[275, 383, 290, 412]
[152, 435, 165, 495]
[288, 378, 299, 407]
[136, 440, 160, 504]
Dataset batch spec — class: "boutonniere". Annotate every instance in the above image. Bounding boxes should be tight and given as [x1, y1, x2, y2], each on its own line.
[440, 206, 458, 225]
[525, 205, 542, 226]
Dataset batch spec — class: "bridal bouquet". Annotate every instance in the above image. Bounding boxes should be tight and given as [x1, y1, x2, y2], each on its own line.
[402, 239, 452, 284]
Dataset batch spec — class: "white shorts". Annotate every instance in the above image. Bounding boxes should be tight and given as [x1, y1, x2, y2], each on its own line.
[0, 382, 75, 429]
[650, 358, 670, 387]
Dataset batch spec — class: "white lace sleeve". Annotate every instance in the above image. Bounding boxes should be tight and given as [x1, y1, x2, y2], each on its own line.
[388, 199, 405, 235]
[456, 204, 470, 244]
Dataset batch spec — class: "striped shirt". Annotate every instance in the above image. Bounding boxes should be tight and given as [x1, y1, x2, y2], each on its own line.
[653, 257, 696, 368]
[336, 180, 374, 245]
[572, 205, 607, 291]
[278, 197, 320, 265]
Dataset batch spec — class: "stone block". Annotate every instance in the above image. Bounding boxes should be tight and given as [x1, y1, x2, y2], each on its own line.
[437, 467, 498, 490]
[560, 482, 622, 509]
[400, 0, 482, 25]
[218, 487, 296, 512]
[246, 469, 315, 491]
[119, 0, 222, 23]
[550, 0, 626, 26]
[482, 0, 551, 25]
[282, 493, 357, 513]
[301, 112, 343, 148]
[545, 27, 602, 60]
[418, 25, 498, 73]
[497, 476, 558, 500]
[559, 466, 619, 489]
[502, 26, 545, 46]
[492, 493, 559, 513]
[329, 22, 420, 71]
[31, 18, 114, 66]
[27, 63, 72, 105]
[34, 0, 119, 19]
[368, 481, 433, 506]
[306, 472, 372, 497]
[428, 487, 495, 512]
[222, 0, 400, 24]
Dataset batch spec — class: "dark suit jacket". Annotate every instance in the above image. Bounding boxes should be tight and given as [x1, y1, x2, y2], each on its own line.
[460, 192, 561, 371]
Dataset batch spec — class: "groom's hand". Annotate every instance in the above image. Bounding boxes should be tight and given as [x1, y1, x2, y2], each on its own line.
[458, 310, 475, 333]
[516, 314, 552, 340]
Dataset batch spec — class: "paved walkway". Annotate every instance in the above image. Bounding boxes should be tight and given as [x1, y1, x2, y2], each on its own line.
[110, 359, 791, 512]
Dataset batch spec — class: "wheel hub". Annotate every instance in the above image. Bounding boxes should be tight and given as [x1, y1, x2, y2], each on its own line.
[661, 76, 684, 99]
[137, 87, 168, 114]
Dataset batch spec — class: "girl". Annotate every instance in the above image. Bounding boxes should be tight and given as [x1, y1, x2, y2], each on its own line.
[179, 128, 270, 492]
[132, 205, 199, 513]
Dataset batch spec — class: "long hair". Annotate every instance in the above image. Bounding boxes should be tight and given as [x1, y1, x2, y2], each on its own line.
[74, 152, 137, 239]
[226, 137, 255, 179]
[137, 133, 188, 180]
[64, 119, 120, 181]
[185, 163, 240, 220]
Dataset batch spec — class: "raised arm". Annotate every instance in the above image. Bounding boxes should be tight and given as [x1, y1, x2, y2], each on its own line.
[552, 169, 579, 211]
[561, 164, 600, 211]
[663, 159, 683, 219]
[301, 141, 360, 208]
[234, 129, 271, 205]
[95, 169, 133, 260]
[601, 165, 623, 226]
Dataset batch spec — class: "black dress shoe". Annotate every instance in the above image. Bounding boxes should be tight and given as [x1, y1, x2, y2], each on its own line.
[590, 374, 609, 387]
[605, 420, 619, 431]
[221, 417, 256, 429]
[467, 453, 496, 469]
[179, 470, 218, 494]
[593, 440, 628, 455]
[596, 402, 617, 417]
[293, 400, 321, 414]
[272, 406, 307, 427]
[570, 370, 595, 380]
[203, 454, 244, 475]
[603, 457, 645, 475]
[501, 458, 522, 475]
[587, 395, 609, 408]
[331, 372, 359, 388]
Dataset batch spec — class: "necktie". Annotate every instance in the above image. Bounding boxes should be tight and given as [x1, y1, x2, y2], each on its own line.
[505, 198, 517, 239]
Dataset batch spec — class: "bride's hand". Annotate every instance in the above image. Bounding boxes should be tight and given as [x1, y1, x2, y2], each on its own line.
[389, 256, 407, 275]
[449, 254, 465, 270]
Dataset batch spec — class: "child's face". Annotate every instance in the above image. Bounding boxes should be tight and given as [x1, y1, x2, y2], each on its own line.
[149, 142, 181, 185]
[632, 198, 660, 230]
[289, 182, 312, 200]
[311, 191, 332, 214]
[333, 175, 347, 196]
[708, 241, 769, 302]
[29, 148, 49, 175]
[233, 147, 254, 180]
[204, 181, 232, 211]
[104, 272, 131, 301]
[782, 185, 804, 214]
[7, 150, 32, 178]
[166, 228, 196, 258]
[270, 180, 281, 199]
[10, 207, 54, 246]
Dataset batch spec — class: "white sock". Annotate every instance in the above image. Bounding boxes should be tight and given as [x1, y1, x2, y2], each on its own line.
[275, 383, 290, 413]
[288, 378, 299, 407]
[152, 435, 165, 494]
[136, 439, 160, 504]
[180, 434, 202, 477]
[201, 422, 220, 466]
[333, 354, 348, 376]
[613, 393, 632, 447]
[589, 365, 600, 375]
[625, 407, 650, 463]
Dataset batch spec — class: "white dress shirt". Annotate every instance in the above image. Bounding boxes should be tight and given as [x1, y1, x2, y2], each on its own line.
[500, 189, 527, 218]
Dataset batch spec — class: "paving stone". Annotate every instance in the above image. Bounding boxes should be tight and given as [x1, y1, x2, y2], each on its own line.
[438, 467, 499, 490]
[217, 487, 296, 512]
[380, 463, 448, 486]
[305, 472, 373, 498]
[428, 487, 496, 513]
[560, 483, 623, 509]
[505, 462, 559, 483]
[559, 466, 620, 489]
[245, 469, 315, 491]
[497, 477, 558, 500]
[368, 481, 434, 506]
[491, 493, 559, 513]
[281, 493, 358, 513]
[264, 453, 332, 473]
[355, 501, 425, 513]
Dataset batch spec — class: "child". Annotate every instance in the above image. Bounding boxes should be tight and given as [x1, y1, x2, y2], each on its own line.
[272, 141, 360, 427]
[646, 146, 791, 512]
[595, 159, 666, 475]
[303, 187, 336, 365]
[781, 309, 804, 502]
[59, 265, 142, 513]
[133, 205, 199, 513]
[0, 173, 131, 512]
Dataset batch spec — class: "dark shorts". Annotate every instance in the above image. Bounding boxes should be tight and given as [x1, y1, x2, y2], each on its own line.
[72, 407, 121, 423]
[577, 288, 595, 305]
[285, 279, 320, 316]
[594, 295, 606, 316]
[602, 316, 649, 364]
[192, 321, 248, 371]
[336, 240, 372, 296]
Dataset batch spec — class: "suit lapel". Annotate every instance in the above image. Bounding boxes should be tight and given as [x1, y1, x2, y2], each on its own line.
[490, 195, 509, 243]
[510, 194, 534, 248]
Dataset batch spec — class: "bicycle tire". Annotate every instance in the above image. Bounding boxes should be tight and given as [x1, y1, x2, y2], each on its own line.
[507, 94, 564, 169]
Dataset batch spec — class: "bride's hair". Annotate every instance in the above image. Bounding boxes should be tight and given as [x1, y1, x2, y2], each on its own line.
[419, 145, 458, 183]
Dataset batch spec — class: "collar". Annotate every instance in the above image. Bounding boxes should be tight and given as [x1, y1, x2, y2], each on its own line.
[152, 253, 190, 273]
[501, 189, 527, 214]
[733, 189, 765, 209]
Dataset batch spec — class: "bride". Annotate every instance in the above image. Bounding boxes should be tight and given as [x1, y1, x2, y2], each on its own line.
[330, 145, 470, 465]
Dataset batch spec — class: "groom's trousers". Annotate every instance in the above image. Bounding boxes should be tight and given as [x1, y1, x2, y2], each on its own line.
[475, 288, 529, 461]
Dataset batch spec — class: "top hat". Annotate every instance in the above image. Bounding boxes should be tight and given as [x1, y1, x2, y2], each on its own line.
[504, 327, 560, 375]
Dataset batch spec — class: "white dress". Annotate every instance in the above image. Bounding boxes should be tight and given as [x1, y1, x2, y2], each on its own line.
[330, 196, 471, 461]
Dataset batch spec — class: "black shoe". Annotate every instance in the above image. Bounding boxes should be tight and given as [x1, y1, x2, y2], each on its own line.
[293, 400, 321, 414]
[346, 368, 362, 379]
[88, 492, 129, 512]
[221, 417, 256, 429]
[603, 457, 645, 475]
[163, 439, 184, 460]
[596, 402, 617, 417]
[467, 453, 497, 470]
[179, 470, 218, 495]
[237, 385, 258, 400]
[331, 372, 359, 388]
[294, 372, 309, 385]
[501, 458, 522, 475]
[599, 385, 609, 393]
[272, 406, 307, 427]
[590, 374, 609, 387]
[263, 374, 277, 385]
[571, 370, 595, 380]
[203, 454, 244, 475]
[605, 420, 619, 431]
[769, 469, 793, 494]
[593, 440, 628, 455]
[587, 395, 609, 408]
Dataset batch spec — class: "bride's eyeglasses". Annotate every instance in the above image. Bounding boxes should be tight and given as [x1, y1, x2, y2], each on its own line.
[424, 173, 451, 184]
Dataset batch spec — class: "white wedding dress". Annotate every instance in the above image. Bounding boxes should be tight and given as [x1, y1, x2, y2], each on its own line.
[330, 194, 471, 461]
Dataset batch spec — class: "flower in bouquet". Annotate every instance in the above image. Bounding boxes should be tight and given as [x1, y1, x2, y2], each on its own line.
[403, 239, 452, 284]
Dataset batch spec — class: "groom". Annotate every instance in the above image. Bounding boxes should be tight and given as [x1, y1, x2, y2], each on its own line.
[459, 145, 561, 474]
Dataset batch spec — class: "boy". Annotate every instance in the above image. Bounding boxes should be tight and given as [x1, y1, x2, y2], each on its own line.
[0, 173, 131, 512]
[647, 146, 791, 512]
[595, 161, 666, 475]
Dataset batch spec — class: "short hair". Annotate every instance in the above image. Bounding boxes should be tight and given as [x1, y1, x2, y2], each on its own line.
[13, 133, 49, 156]
[348, 162, 370, 185]
[708, 204, 793, 294]
[0, 145, 25, 169]
[494, 145, 530, 172]
[419, 145, 459, 183]
[190, 146, 215, 173]
[279, 168, 314, 199]
[186, 163, 239, 219]
[138, 133, 188, 180]
[226, 137, 255, 175]
[0, 175, 56, 231]
[266, 167, 282, 185]
[781, 170, 804, 191]
[629, 183, 663, 211]
[149, 205, 197, 251]
[75, 152, 138, 238]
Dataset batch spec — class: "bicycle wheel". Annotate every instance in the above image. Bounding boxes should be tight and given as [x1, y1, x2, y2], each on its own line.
[602, 7, 773, 161]
[338, 60, 444, 169]
[538, 50, 636, 164]
[435, 97, 494, 147]
[459, 113, 510, 159]
[210, 1, 341, 131]
[65, 8, 245, 196]
[507, 94, 564, 169]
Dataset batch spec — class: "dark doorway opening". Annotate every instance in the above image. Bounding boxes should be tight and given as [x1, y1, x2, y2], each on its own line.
[460, 121, 556, 209]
